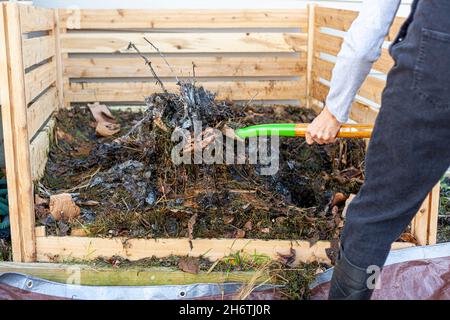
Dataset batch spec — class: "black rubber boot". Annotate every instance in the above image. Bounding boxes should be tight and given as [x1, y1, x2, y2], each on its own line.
[328, 249, 375, 300]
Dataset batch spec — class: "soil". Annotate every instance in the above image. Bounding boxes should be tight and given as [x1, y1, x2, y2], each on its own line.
[36, 82, 367, 242]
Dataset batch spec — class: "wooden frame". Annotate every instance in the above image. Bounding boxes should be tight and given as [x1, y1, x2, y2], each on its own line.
[0, 3, 440, 263]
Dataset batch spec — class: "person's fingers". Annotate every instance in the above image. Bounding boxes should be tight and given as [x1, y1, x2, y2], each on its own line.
[305, 131, 314, 145]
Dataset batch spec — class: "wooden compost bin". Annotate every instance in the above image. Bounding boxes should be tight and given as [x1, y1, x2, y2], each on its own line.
[0, 3, 440, 264]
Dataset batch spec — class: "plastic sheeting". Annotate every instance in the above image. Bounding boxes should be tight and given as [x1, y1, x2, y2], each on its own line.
[310, 243, 450, 300]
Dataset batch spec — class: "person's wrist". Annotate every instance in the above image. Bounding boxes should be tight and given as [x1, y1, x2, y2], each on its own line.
[323, 106, 342, 125]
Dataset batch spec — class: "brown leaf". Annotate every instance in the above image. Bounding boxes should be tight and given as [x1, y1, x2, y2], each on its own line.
[77, 200, 99, 206]
[187, 213, 198, 241]
[87, 102, 117, 124]
[223, 215, 235, 225]
[234, 229, 246, 238]
[275, 216, 286, 224]
[49, 193, 81, 222]
[342, 194, 357, 218]
[331, 192, 347, 207]
[56, 128, 75, 143]
[277, 248, 296, 266]
[178, 257, 200, 274]
[96, 122, 121, 137]
[399, 232, 418, 245]
[35, 195, 48, 206]
[260, 227, 270, 234]
[35, 205, 49, 219]
[243, 220, 253, 231]
[71, 228, 89, 237]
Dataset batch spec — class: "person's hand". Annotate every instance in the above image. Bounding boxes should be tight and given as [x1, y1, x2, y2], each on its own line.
[306, 107, 342, 145]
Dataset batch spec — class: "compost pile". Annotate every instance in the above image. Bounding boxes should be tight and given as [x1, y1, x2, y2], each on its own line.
[36, 80, 366, 242]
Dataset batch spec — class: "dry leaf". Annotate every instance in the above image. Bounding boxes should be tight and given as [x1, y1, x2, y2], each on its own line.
[275, 216, 287, 224]
[332, 192, 347, 207]
[88, 102, 121, 137]
[342, 194, 357, 218]
[35, 195, 48, 206]
[56, 128, 74, 143]
[77, 200, 99, 206]
[188, 213, 198, 241]
[234, 229, 246, 238]
[223, 215, 235, 225]
[243, 220, 253, 231]
[260, 227, 270, 234]
[49, 193, 81, 221]
[71, 228, 89, 237]
[87, 102, 117, 124]
[399, 232, 418, 245]
[178, 257, 200, 274]
[96, 122, 121, 137]
[277, 248, 296, 266]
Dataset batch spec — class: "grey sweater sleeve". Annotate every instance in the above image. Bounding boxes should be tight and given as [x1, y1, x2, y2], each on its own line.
[325, 0, 401, 123]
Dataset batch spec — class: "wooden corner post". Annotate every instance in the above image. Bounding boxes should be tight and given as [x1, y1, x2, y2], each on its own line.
[306, 4, 316, 109]
[0, 3, 36, 262]
[411, 183, 440, 245]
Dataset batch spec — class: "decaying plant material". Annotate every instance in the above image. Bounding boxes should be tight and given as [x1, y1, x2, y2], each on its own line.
[36, 41, 367, 242]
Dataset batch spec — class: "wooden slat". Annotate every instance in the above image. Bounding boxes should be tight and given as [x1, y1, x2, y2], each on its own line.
[312, 57, 385, 105]
[67, 80, 305, 103]
[64, 55, 305, 78]
[411, 184, 441, 246]
[306, 4, 316, 109]
[311, 80, 379, 124]
[24, 60, 56, 104]
[314, 32, 393, 74]
[59, 9, 308, 29]
[0, 261, 272, 286]
[315, 6, 405, 41]
[0, 3, 36, 262]
[30, 119, 55, 181]
[19, 4, 54, 33]
[27, 86, 57, 139]
[22, 35, 55, 69]
[61, 32, 307, 54]
[35, 235, 416, 265]
[53, 9, 64, 109]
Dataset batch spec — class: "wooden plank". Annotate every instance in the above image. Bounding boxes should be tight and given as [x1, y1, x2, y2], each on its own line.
[306, 4, 316, 109]
[22, 35, 55, 69]
[59, 9, 308, 29]
[311, 80, 379, 124]
[0, 261, 271, 286]
[24, 60, 56, 105]
[19, 4, 54, 33]
[411, 184, 441, 246]
[312, 57, 385, 105]
[64, 55, 306, 78]
[53, 9, 64, 109]
[0, 3, 36, 262]
[314, 32, 393, 74]
[67, 80, 306, 103]
[315, 7, 357, 31]
[27, 86, 57, 139]
[30, 119, 55, 181]
[35, 236, 416, 265]
[315, 6, 405, 42]
[427, 184, 440, 245]
[61, 32, 307, 54]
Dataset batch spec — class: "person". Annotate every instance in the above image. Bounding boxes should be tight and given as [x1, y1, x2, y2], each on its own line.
[306, 0, 450, 300]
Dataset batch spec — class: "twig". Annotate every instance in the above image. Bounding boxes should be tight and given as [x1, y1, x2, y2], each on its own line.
[143, 37, 180, 83]
[192, 62, 196, 82]
[127, 42, 167, 94]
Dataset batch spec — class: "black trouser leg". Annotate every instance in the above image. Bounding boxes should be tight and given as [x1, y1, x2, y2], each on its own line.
[329, 0, 450, 299]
